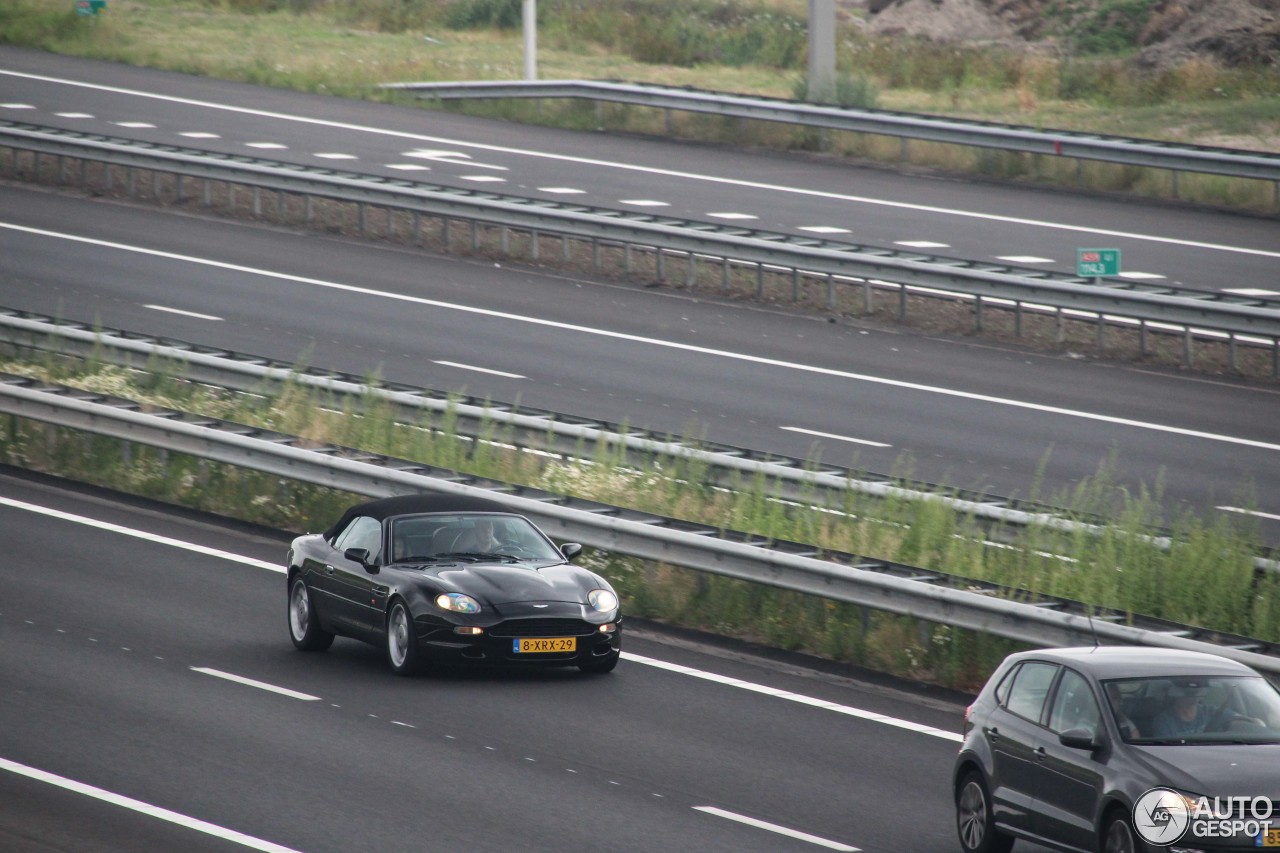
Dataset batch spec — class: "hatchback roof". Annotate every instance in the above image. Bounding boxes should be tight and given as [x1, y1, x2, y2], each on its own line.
[1007, 646, 1259, 679]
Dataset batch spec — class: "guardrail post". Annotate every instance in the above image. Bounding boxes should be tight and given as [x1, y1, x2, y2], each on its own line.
[1229, 334, 1238, 373]
[472, 220, 481, 251]
[624, 243, 632, 274]
[500, 225, 509, 255]
[592, 238, 600, 273]
[722, 258, 730, 291]
[1139, 320, 1148, 356]
[358, 202, 367, 234]
[254, 187, 263, 218]
[1171, 170, 1180, 199]
[825, 273, 834, 310]
[1183, 327, 1194, 367]
[975, 295, 984, 333]
[899, 284, 908, 320]
[792, 268, 800, 302]
[756, 264, 765, 298]
[656, 247, 665, 283]
[531, 229, 539, 260]
[1014, 301, 1023, 338]
[687, 252, 697, 289]
[442, 216, 451, 249]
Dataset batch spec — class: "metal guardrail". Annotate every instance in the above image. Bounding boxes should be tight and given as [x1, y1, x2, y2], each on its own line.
[2, 372, 1278, 674]
[4, 120, 1280, 376]
[3, 306, 1276, 576]
[383, 80, 1280, 186]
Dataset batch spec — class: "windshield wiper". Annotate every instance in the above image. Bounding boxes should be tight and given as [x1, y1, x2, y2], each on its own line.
[436, 552, 521, 563]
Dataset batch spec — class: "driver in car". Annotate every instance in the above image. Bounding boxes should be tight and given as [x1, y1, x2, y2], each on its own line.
[1150, 684, 1210, 737]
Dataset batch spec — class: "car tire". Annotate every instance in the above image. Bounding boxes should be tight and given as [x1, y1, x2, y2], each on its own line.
[386, 599, 425, 676]
[578, 649, 619, 674]
[956, 771, 1014, 853]
[1103, 810, 1155, 853]
[288, 576, 334, 651]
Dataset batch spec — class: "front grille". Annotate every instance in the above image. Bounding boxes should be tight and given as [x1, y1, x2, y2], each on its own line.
[488, 619, 592, 638]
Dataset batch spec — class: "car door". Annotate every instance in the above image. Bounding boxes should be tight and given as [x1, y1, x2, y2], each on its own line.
[986, 661, 1061, 834]
[1031, 667, 1107, 852]
[313, 515, 385, 639]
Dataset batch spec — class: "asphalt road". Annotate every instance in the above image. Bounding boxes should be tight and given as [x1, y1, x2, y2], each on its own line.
[0, 471, 986, 853]
[2, 184, 1278, 544]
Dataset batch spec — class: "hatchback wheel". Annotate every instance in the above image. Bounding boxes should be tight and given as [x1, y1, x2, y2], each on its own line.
[956, 771, 1014, 853]
[1104, 811, 1153, 853]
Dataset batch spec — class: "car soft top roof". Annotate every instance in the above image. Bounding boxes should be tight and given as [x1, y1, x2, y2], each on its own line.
[324, 493, 513, 539]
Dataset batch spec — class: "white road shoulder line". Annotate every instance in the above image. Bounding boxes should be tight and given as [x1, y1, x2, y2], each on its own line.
[0, 756, 304, 853]
[623, 652, 963, 742]
[0, 495, 282, 572]
[433, 360, 526, 379]
[191, 667, 321, 701]
[694, 806, 859, 851]
[144, 303, 224, 321]
[781, 426, 891, 448]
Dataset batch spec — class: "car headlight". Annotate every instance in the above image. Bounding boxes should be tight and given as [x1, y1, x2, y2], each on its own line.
[588, 589, 618, 613]
[435, 592, 481, 614]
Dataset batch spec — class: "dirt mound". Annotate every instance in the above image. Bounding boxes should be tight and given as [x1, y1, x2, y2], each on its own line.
[861, 0, 1280, 67]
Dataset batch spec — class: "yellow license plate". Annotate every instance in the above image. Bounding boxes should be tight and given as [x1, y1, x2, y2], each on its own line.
[513, 637, 576, 654]
[1260, 829, 1280, 847]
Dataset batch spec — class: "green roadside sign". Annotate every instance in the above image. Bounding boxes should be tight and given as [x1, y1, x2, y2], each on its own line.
[1077, 248, 1121, 278]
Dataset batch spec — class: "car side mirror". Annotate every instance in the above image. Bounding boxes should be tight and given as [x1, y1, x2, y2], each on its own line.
[343, 547, 378, 573]
[1059, 728, 1101, 750]
[560, 543, 583, 561]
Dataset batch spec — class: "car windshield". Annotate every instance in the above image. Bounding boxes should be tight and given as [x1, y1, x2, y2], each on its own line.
[388, 513, 565, 564]
[1104, 674, 1280, 745]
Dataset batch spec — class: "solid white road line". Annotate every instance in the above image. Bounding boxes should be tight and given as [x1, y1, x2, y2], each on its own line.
[0, 756, 304, 853]
[6, 68, 1274, 259]
[190, 667, 321, 701]
[432, 360, 526, 379]
[781, 426, 891, 448]
[1218, 506, 1280, 522]
[4, 220, 1276, 455]
[144, 304, 224, 321]
[0, 495, 283, 572]
[623, 652, 964, 743]
[694, 806, 860, 851]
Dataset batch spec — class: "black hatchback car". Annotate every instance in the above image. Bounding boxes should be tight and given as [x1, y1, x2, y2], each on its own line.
[954, 646, 1280, 853]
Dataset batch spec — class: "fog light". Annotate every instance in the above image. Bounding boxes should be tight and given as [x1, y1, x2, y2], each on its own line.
[598, 623, 617, 634]
[453, 626, 485, 636]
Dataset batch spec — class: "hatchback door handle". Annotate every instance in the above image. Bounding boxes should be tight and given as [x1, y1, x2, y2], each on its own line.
[987, 727, 1000, 742]
[325, 564, 336, 574]
[1035, 747, 1047, 761]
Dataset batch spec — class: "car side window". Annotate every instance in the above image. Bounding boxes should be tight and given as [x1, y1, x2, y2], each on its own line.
[1047, 668, 1101, 734]
[1004, 662, 1060, 724]
[334, 516, 382, 562]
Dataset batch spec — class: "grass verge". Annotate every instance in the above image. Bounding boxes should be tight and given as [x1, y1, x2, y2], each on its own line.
[0, 349, 1272, 691]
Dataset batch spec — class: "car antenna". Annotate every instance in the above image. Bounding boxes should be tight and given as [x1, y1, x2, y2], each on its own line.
[1086, 608, 1100, 648]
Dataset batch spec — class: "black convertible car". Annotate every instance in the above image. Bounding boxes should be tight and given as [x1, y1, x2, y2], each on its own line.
[286, 494, 621, 675]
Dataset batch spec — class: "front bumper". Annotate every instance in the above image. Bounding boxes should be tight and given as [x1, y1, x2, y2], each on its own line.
[415, 613, 622, 666]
